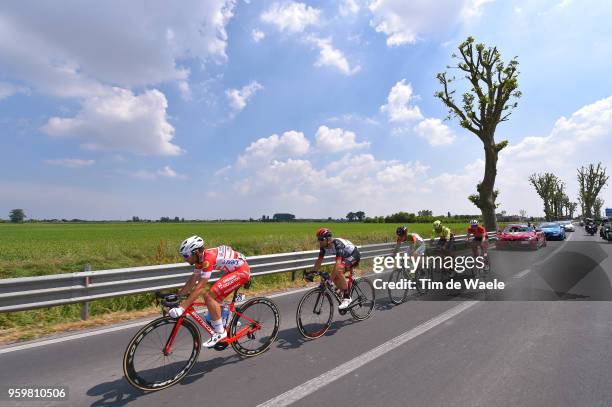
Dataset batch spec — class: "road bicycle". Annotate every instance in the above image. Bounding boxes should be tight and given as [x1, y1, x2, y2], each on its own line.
[123, 286, 280, 391]
[387, 257, 432, 304]
[296, 270, 375, 339]
[467, 238, 491, 280]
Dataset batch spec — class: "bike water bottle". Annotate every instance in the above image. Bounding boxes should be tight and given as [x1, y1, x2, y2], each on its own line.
[221, 305, 230, 326]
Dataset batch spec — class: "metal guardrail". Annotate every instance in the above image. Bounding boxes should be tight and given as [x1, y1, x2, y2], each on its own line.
[0, 233, 496, 315]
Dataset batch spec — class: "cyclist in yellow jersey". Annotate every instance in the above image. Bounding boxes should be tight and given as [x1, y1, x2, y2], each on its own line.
[431, 220, 454, 253]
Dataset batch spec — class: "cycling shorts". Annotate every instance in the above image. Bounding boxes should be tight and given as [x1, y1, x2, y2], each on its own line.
[340, 250, 360, 269]
[210, 266, 250, 301]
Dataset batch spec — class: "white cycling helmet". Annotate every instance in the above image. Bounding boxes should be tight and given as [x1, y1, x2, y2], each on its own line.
[179, 235, 204, 257]
[470, 219, 479, 226]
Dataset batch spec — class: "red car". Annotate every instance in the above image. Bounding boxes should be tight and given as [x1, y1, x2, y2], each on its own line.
[496, 224, 546, 250]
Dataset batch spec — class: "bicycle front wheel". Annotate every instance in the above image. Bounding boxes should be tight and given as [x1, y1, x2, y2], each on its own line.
[296, 287, 334, 339]
[415, 267, 432, 294]
[229, 297, 281, 357]
[387, 268, 408, 304]
[349, 278, 375, 320]
[123, 316, 201, 391]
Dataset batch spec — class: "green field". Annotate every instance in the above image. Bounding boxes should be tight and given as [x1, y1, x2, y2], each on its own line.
[0, 221, 471, 341]
[0, 221, 470, 279]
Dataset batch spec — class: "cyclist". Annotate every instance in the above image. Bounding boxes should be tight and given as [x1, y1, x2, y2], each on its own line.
[168, 235, 250, 348]
[466, 219, 489, 267]
[394, 226, 426, 274]
[431, 220, 454, 254]
[312, 228, 360, 310]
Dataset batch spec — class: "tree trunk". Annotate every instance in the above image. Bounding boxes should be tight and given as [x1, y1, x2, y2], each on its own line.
[480, 141, 498, 231]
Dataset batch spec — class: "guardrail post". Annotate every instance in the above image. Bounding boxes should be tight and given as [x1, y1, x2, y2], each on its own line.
[81, 264, 91, 320]
[291, 270, 296, 281]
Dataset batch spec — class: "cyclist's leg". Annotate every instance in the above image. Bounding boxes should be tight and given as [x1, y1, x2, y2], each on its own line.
[331, 263, 348, 292]
[208, 268, 250, 332]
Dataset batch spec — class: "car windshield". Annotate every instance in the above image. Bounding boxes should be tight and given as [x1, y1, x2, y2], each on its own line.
[539, 223, 559, 228]
[504, 226, 531, 232]
[559, 221, 570, 224]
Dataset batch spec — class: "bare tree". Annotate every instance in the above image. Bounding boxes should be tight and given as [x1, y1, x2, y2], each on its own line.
[577, 162, 609, 218]
[435, 37, 521, 231]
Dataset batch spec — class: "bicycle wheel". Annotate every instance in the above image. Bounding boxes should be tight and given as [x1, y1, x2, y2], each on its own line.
[387, 268, 409, 304]
[296, 287, 334, 339]
[123, 316, 201, 391]
[349, 278, 375, 320]
[229, 297, 281, 357]
[415, 267, 432, 294]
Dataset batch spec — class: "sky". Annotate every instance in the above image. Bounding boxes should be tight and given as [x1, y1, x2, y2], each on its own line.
[0, 0, 611, 220]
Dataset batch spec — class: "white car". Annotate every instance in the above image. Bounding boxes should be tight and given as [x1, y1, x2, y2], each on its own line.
[558, 220, 575, 232]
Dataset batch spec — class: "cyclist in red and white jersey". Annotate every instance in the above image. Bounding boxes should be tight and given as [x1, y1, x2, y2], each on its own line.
[393, 226, 426, 257]
[168, 235, 250, 348]
[466, 219, 489, 260]
[312, 228, 360, 310]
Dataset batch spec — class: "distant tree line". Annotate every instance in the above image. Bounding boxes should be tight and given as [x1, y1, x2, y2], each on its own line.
[364, 210, 483, 224]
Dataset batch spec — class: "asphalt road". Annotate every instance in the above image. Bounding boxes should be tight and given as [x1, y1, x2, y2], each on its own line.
[1, 229, 611, 407]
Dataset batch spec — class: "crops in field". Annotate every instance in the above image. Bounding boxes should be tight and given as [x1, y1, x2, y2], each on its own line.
[0, 221, 471, 279]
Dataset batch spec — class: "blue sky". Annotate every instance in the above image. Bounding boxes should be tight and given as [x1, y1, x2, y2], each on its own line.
[1, 0, 611, 220]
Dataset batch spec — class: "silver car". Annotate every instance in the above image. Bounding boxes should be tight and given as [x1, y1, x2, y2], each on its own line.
[558, 220, 575, 232]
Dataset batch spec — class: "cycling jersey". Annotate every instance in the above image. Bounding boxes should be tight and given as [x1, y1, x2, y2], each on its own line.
[397, 233, 425, 256]
[431, 226, 452, 240]
[467, 225, 488, 240]
[318, 238, 357, 259]
[194, 245, 248, 279]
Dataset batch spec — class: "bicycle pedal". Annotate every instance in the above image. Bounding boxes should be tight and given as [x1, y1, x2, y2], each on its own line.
[213, 341, 229, 351]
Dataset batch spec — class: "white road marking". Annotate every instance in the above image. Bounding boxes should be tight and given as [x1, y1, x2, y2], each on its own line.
[514, 269, 531, 279]
[256, 301, 478, 407]
[0, 320, 151, 355]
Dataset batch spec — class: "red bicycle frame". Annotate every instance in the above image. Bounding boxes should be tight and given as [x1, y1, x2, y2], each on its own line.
[163, 297, 262, 355]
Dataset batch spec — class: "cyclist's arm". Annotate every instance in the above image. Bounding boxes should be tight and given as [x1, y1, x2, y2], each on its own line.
[180, 276, 210, 310]
[178, 273, 199, 296]
[393, 237, 402, 255]
[313, 256, 324, 272]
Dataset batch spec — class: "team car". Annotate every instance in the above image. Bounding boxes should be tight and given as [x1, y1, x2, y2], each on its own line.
[558, 220, 575, 232]
[538, 222, 566, 241]
[496, 224, 546, 250]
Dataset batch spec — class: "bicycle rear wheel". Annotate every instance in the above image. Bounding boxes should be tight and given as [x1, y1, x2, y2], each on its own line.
[123, 316, 201, 391]
[229, 297, 281, 357]
[349, 278, 375, 320]
[296, 287, 334, 339]
[387, 268, 409, 304]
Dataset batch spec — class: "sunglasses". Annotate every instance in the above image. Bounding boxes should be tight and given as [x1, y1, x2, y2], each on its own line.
[317, 237, 327, 241]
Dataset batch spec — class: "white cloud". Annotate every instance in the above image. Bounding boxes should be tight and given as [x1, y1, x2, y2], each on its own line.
[237, 130, 310, 168]
[226, 81, 264, 112]
[369, 0, 493, 47]
[307, 36, 361, 75]
[131, 165, 187, 180]
[177, 80, 192, 101]
[380, 79, 423, 122]
[413, 118, 455, 146]
[42, 158, 95, 168]
[0, 1, 236, 95]
[0, 81, 27, 101]
[42, 87, 182, 156]
[504, 95, 612, 162]
[251, 29, 266, 42]
[261, 2, 321, 33]
[339, 0, 360, 16]
[315, 125, 369, 152]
